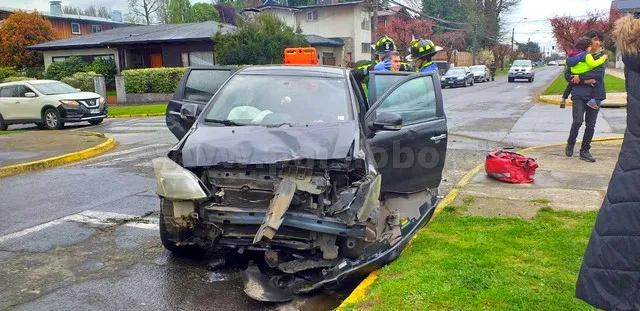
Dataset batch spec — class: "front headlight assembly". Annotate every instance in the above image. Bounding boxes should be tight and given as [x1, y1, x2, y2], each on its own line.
[151, 157, 209, 201]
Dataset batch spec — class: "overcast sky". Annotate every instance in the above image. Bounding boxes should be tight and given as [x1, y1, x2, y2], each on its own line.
[5, 0, 614, 53]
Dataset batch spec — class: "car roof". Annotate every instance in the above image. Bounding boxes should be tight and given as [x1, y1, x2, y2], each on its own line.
[237, 65, 348, 78]
[0, 79, 60, 87]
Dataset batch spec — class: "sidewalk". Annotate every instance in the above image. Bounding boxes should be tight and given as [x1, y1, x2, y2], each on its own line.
[0, 131, 113, 175]
[341, 138, 623, 310]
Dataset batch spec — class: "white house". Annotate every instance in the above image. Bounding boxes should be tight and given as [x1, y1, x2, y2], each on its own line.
[611, 0, 640, 69]
[254, 0, 372, 66]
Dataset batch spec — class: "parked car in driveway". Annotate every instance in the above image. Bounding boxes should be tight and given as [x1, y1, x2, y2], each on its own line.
[158, 63, 449, 302]
[440, 67, 474, 88]
[508, 59, 535, 82]
[0, 80, 107, 130]
[470, 65, 490, 82]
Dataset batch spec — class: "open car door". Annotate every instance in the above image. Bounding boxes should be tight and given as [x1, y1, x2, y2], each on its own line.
[365, 71, 448, 195]
[166, 66, 236, 140]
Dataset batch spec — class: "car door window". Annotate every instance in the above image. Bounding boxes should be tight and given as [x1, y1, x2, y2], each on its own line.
[376, 75, 437, 125]
[15, 85, 34, 97]
[0, 86, 18, 97]
[183, 70, 232, 102]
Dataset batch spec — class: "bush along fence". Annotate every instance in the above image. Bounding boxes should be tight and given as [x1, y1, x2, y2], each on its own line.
[116, 67, 187, 105]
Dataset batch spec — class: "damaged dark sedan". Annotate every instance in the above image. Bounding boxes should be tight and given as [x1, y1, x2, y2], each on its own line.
[154, 65, 448, 302]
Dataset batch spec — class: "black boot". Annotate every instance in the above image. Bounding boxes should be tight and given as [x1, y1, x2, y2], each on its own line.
[580, 150, 596, 162]
[565, 144, 574, 157]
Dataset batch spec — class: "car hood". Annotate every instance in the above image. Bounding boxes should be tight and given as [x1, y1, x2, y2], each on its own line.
[47, 92, 102, 100]
[179, 120, 361, 167]
[444, 73, 465, 78]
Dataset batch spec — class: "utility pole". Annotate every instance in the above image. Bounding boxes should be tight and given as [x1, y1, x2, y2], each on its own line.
[511, 28, 515, 51]
[472, 24, 477, 65]
[371, 0, 378, 62]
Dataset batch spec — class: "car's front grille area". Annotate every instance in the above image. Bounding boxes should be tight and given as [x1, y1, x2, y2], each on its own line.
[79, 99, 100, 108]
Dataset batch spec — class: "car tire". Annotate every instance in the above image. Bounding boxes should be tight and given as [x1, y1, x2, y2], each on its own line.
[508, 77, 514, 83]
[43, 108, 63, 130]
[471, 79, 474, 86]
[463, 79, 468, 87]
[88, 118, 104, 125]
[0, 114, 7, 131]
[159, 198, 198, 255]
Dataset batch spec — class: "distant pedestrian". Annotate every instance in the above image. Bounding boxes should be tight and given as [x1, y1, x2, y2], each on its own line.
[575, 14, 640, 310]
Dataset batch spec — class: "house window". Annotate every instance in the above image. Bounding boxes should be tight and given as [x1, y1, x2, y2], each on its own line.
[52, 56, 68, 63]
[362, 42, 371, 53]
[181, 51, 215, 67]
[92, 25, 103, 33]
[361, 12, 370, 30]
[307, 10, 318, 21]
[71, 23, 81, 34]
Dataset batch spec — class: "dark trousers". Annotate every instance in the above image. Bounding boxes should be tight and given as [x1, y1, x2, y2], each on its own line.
[567, 98, 599, 152]
[562, 83, 573, 99]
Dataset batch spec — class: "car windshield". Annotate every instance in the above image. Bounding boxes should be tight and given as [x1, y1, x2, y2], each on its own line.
[204, 74, 350, 126]
[512, 60, 531, 67]
[470, 66, 485, 72]
[31, 81, 79, 95]
[447, 68, 466, 75]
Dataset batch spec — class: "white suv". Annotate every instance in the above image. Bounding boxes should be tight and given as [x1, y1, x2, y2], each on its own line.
[0, 80, 107, 131]
[508, 60, 535, 83]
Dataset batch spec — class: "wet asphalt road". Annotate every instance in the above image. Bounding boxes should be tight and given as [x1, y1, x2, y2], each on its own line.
[0, 66, 575, 310]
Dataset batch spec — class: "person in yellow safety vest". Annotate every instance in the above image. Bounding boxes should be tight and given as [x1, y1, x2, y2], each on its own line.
[407, 38, 442, 74]
[353, 35, 411, 85]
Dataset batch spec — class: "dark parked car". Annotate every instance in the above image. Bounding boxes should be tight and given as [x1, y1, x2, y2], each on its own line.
[440, 67, 474, 88]
[158, 65, 449, 302]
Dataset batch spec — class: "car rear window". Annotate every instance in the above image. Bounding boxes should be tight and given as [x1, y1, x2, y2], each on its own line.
[183, 70, 232, 102]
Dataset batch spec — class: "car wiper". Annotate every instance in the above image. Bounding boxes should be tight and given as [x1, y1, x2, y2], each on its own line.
[203, 118, 246, 126]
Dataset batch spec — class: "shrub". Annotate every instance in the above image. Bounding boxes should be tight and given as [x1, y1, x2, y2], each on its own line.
[2, 76, 33, 83]
[61, 71, 97, 92]
[122, 67, 186, 94]
[0, 67, 17, 80]
[88, 57, 117, 87]
[355, 59, 372, 68]
[25, 66, 44, 79]
[44, 56, 87, 81]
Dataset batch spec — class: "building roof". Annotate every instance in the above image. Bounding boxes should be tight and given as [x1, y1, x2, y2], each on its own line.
[256, 0, 365, 10]
[612, 0, 640, 11]
[304, 34, 344, 47]
[27, 21, 236, 50]
[377, 6, 405, 17]
[0, 6, 126, 25]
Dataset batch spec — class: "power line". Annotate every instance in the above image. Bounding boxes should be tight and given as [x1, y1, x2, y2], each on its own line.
[386, 0, 468, 26]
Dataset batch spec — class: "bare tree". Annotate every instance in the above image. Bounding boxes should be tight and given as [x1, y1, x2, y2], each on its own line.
[97, 7, 111, 19]
[127, 0, 162, 25]
[84, 5, 98, 17]
[63, 5, 80, 15]
[155, 0, 171, 24]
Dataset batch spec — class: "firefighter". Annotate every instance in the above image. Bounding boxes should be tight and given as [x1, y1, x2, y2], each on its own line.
[353, 35, 411, 84]
[408, 38, 442, 74]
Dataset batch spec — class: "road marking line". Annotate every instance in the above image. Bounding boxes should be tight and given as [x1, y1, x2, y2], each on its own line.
[0, 211, 158, 243]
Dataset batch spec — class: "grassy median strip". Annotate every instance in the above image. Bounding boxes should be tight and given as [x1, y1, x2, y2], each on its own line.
[345, 199, 597, 311]
[543, 73, 626, 95]
[108, 104, 167, 116]
[0, 130, 24, 135]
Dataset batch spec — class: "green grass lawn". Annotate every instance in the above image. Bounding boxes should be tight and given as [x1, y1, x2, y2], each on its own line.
[346, 199, 598, 311]
[106, 90, 116, 97]
[0, 130, 24, 135]
[543, 73, 626, 95]
[108, 104, 167, 116]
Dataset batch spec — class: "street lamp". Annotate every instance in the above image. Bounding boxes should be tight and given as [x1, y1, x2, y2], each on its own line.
[511, 17, 527, 51]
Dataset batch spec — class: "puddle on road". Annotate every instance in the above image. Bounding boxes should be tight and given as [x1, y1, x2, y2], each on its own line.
[206, 271, 229, 282]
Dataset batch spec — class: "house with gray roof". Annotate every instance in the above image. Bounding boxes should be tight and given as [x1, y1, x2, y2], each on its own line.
[27, 21, 236, 72]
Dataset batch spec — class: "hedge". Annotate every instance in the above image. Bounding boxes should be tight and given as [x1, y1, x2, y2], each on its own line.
[0, 67, 17, 81]
[2, 76, 32, 83]
[61, 71, 97, 92]
[122, 67, 186, 94]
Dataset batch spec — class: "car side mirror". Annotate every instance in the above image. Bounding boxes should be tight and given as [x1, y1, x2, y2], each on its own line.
[372, 112, 402, 131]
[76, 88, 82, 92]
[24, 92, 36, 98]
[180, 103, 199, 120]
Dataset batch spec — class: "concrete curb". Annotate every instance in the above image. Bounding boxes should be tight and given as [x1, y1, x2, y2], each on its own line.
[335, 136, 625, 310]
[537, 96, 627, 108]
[109, 113, 165, 118]
[0, 131, 117, 178]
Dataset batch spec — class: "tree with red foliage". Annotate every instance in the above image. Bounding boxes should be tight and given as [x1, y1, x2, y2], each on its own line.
[433, 31, 467, 65]
[0, 11, 58, 70]
[379, 19, 434, 56]
[492, 43, 511, 69]
[550, 8, 622, 53]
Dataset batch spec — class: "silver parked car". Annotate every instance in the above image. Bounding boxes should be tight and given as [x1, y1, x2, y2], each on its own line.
[470, 65, 490, 82]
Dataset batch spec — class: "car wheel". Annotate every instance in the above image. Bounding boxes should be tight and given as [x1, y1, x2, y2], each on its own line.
[471, 79, 474, 86]
[0, 114, 7, 131]
[43, 108, 63, 130]
[463, 79, 468, 87]
[508, 77, 514, 83]
[159, 198, 198, 255]
[88, 118, 104, 125]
